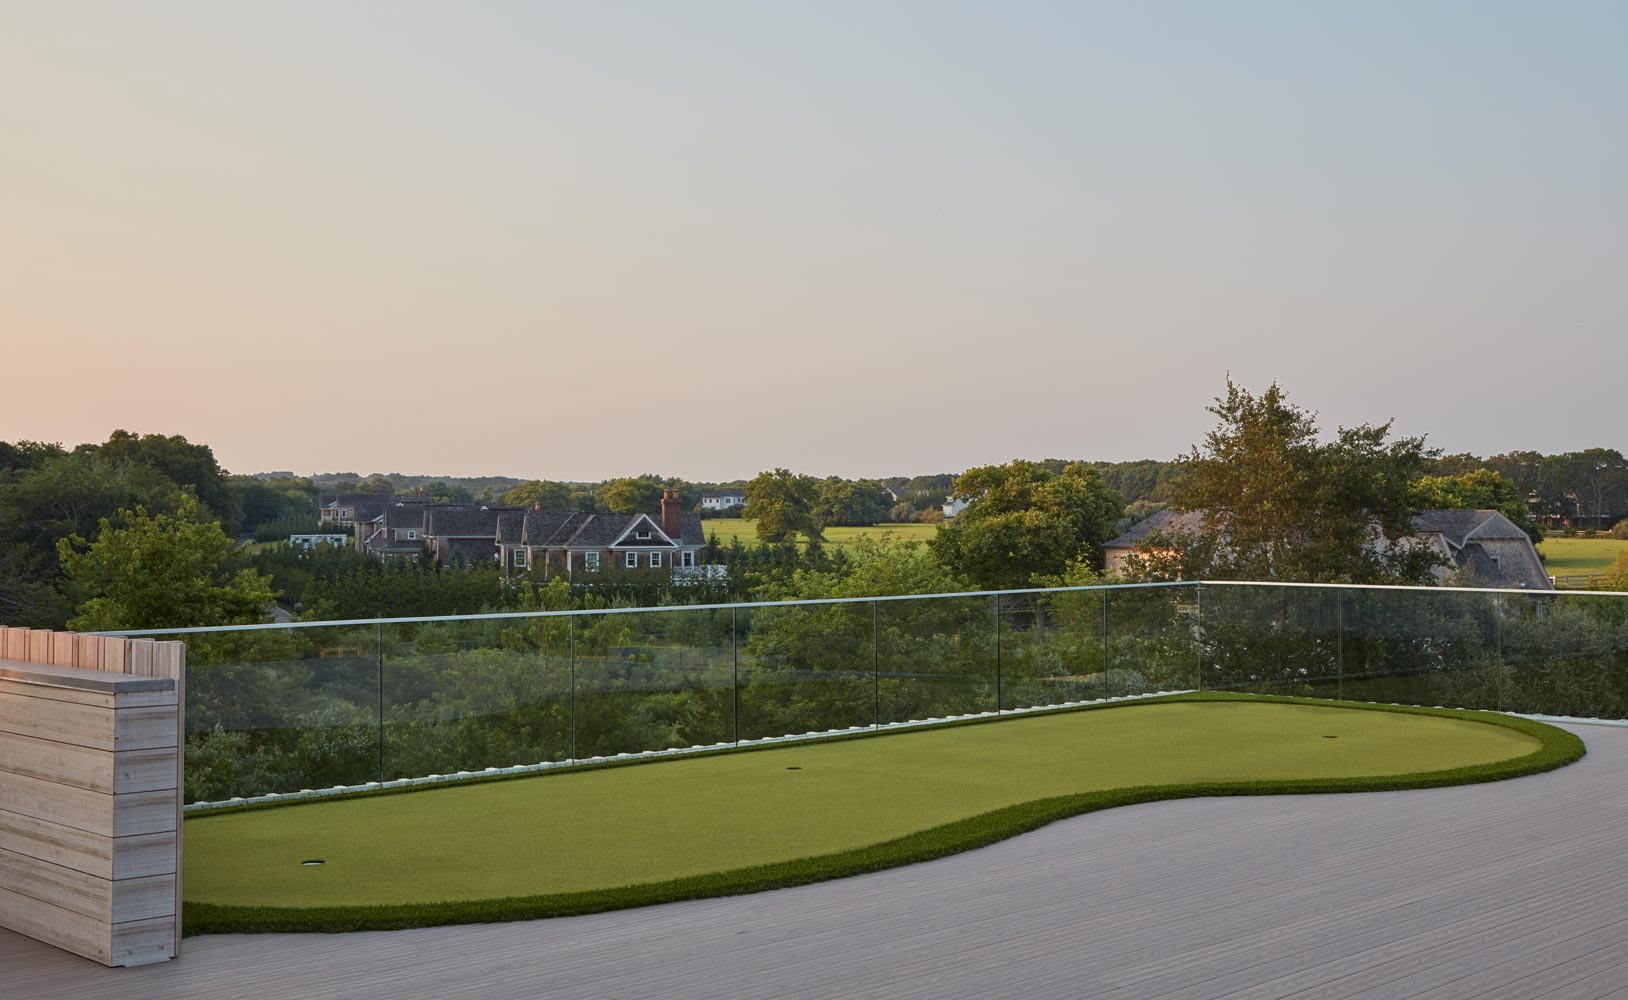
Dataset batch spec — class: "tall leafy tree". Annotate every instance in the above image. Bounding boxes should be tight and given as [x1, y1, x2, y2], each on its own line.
[814, 479, 894, 527]
[598, 476, 667, 514]
[1136, 380, 1441, 584]
[57, 497, 275, 631]
[1414, 468, 1540, 541]
[930, 460, 1123, 590]
[745, 469, 824, 543]
[503, 479, 578, 510]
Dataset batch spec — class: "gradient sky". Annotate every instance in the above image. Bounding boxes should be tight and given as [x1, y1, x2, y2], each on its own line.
[2, 2, 1623, 481]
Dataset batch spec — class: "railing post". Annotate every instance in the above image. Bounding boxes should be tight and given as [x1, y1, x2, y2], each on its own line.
[568, 614, 577, 762]
[732, 606, 739, 745]
[872, 600, 880, 729]
[994, 592, 1002, 714]
[1195, 583, 1205, 692]
[1494, 592, 1504, 712]
[1100, 589, 1110, 692]
[376, 621, 384, 783]
[1336, 587, 1344, 702]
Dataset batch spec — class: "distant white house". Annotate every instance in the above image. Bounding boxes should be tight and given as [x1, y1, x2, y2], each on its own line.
[289, 534, 351, 549]
[942, 496, 970, 519]
[701, 490, 746, 512]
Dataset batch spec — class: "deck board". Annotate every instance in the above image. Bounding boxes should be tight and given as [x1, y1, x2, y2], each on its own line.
[4, 722, 1625, 1000]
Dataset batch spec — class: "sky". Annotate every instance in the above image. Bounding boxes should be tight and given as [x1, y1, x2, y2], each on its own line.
[2, 2, 1623, 482]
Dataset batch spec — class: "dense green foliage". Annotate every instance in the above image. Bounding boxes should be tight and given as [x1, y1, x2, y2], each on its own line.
[1132, 380, 1442, 584]
[746, 468, 824, 544]
[56, 498, 277, 631]
[1415, 468, 1541, 542]
[931, 460, 1123, 590]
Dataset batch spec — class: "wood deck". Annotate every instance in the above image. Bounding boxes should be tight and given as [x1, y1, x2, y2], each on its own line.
[6, 722, 1626, 999]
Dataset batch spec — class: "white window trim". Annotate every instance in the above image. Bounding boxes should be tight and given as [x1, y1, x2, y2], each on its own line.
[636, 530, 651, 540]
[682, 550, 695, 567]
[513, 549, 527, 567]
[650, 552, 662, 568]
[584, 551, 600, 572]
[625, 551, 638, 569]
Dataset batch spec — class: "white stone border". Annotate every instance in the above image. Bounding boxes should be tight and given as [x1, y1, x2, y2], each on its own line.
[183, 690, 1194, 812]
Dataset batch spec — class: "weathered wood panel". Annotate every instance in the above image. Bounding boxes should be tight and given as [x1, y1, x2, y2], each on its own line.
[0, 636, 182, 967]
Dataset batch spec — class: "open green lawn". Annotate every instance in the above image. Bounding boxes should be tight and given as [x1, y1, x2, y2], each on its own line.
[700, 518, 938, 548]
[1538, 536, 1628, 578]
[184, 695, 1577, 933]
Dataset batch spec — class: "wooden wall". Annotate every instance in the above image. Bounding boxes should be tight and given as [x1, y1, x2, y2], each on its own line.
[0, 627, 184, 967]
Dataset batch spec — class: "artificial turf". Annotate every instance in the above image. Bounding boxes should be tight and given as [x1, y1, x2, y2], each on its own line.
[184, 694, 1582, 934]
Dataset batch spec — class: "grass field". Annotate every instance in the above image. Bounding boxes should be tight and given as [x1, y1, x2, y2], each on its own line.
[184, 695, 1577, 933]
[1538, 536, 1628, 578]
[699, 518, 938, 548]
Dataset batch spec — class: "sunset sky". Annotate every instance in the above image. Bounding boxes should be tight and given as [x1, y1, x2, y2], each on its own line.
[2, 2, 1623, 481]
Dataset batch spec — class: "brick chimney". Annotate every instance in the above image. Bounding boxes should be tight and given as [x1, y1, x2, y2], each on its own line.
[661, 490, 682, 538]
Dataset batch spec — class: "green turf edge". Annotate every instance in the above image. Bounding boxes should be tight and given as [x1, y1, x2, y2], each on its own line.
[183, 694, 1585, 936]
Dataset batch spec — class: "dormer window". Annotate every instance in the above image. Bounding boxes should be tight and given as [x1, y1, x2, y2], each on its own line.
[636, 530, 651, 540]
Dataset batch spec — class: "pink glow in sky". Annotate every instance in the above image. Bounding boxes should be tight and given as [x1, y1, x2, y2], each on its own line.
[3, 3, 1623, 480]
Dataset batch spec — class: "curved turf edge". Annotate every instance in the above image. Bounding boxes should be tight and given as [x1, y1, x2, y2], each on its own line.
[184, 694, 1585, 935]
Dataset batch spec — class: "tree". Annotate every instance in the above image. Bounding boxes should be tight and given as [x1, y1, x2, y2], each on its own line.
[56, 497, 276, 631]
[95, 430, 236, 525]
[745, 469, 823, 544]
[814, 479, 893, 527]
[1607, 550, 1628, 591]
[503, 479, 577, 510]
[598, 476, 665, 514]
[1414, 468, 1541, 542]
[929, 460, 1123, 590]
[1137, 380, 1441, 584]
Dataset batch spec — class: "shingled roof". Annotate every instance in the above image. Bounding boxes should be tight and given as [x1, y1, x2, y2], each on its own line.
[1103, 508, 1211, 550]
[518, 512, 706, 548]
[424, 506, 501, 538]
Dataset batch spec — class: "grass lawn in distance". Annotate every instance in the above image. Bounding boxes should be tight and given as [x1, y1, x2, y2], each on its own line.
[1538, 536, 1628, 578]
[699, 518, 938, 548]
[184, 695, 1575, 933]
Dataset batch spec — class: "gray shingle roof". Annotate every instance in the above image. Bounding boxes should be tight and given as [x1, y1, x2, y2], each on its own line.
[1104, 508, 1210, 550]
[424, 506, 499, 537]
[517, 511, 706, 548]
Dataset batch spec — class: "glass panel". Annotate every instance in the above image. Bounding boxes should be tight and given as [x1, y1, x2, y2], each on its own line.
[1337, 587, 1500, 710]
[1107, 585, 1203, 696]
[1199, 585, 1341, 696]
[736, 602, 874, 739]
[1501, 592, 1628, 718]
[178, 625, 380, 803]
[875, 595, 997, 724]
[996, 590, 1109, 710]
[380, 614, 571, 781]
[571, 608, 735, 756]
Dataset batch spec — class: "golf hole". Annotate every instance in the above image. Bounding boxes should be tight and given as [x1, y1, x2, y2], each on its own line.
[301, 859, 326, 866]
[785, 767, 802, 771]
[1323, 736, 1338, 739]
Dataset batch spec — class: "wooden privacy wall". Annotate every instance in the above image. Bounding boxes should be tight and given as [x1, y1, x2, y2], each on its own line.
[0, 626, 185, 967]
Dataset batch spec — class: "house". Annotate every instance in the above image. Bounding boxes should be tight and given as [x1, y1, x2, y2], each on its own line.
[701, 490, 746, 512]
[423, 506, 514, 566]
[502, 490, 706, 578]
[942, 496, 970, 519]
[356, 499, 439, 562]
[1409, 510, 1553, 589]
[318, 493, 416, 527]
[1102, 509, 1209, 576]
[1103, 507, 1552, 590]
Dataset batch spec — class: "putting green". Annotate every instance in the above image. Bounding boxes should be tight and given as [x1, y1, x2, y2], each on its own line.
[187, 697, 1550, 921]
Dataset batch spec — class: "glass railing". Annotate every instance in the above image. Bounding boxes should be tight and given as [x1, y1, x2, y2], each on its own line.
[100, 580, 1628, 804]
